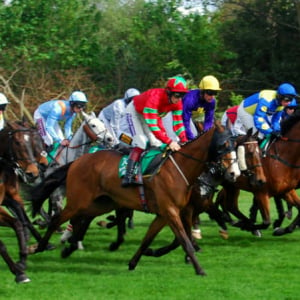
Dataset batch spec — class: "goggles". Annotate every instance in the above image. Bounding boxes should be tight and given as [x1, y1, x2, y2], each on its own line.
[172, 92, 186, 99]
[71, 102, 86, 109]
[281, 95, 294, 102]
[204, 90, 218, 96]
[0, 104, 7, 110]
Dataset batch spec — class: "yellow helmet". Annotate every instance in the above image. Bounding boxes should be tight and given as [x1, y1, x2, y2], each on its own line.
[199, 75, 221, 91]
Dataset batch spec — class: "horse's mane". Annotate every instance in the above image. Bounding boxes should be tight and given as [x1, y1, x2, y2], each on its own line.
[281, 108, 300, 135]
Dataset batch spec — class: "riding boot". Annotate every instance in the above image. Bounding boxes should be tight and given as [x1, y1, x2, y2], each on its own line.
[121, 147, 143, 187]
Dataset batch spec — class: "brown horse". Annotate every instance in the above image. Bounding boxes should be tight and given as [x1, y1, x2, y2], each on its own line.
[1, 121, 50, 245]
[31, 125, 240, 275]
[216, 109, 300, 234]
[0, 161, 30, 283]
[134, 129, 266, 258]
[0, 121, 42, 284]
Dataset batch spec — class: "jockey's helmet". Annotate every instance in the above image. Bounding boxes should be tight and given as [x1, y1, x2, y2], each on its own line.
[199, 75, 221, 91]
[165, 76, 188, 93]
[124, 88, 140, 104]
[69, 91, 88, 108]
[0, 93, 9, 105]
[277, 83, 298, 104]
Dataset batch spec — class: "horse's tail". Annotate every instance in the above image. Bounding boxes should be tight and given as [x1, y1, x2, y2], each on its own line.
[29, 162, 73, 218]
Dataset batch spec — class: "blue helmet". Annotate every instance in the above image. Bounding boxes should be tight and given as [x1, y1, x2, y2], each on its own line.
[277, 83, 297, 97]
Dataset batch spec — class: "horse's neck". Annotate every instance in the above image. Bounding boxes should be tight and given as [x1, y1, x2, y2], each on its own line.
[171, 129, 215, 182]
[57, 122, 91, 164]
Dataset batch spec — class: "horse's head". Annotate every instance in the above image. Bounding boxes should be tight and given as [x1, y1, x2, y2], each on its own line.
[235, 129, 266, 187]
[18, 120, 49, 172]
[209, 124, 241, 183]
[0, 122, 40, 181]
[81, 111, 115, 148]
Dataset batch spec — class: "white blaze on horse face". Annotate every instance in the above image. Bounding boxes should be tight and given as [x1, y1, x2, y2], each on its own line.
[237, 145, 247, 171]
[225, 151, 241, 182]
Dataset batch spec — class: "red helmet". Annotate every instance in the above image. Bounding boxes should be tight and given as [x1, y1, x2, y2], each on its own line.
[166, 76, 188, 93]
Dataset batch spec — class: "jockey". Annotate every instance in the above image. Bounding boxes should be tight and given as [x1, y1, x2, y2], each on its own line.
[220, 105, 246, 136]
[0, 93, 9, 130]
[236, 83, 298, 140]
[34, 91, 88, 151]
[98, 88, 140, 145]
[182, 75, 221, 140]
[121, 76, 188, 187]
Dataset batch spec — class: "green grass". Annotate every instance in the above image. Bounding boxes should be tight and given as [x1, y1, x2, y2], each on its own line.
[1, 190, 300, 300]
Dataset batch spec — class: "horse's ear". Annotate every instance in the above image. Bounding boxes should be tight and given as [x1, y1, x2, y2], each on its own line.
[246, 128, 253, 137]
[91, 111, 96, 118]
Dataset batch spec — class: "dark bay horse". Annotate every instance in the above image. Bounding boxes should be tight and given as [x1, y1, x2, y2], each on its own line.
[216, 109, 300, 235]
[31, 125, 240, 275]
[0, 160, 30, 283]
[0, 121, 50, 245]
[0, 121, 42, 283]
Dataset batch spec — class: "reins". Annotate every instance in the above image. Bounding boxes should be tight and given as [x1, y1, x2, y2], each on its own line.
[266, 137, 300, 168]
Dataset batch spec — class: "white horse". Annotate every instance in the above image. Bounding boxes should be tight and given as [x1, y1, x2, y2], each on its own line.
[37, 111, 115, 230]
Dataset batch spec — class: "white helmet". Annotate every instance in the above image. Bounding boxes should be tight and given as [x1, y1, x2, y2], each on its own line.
[124, 88, 140, 104]
[0, 93, 9, 105]
[68, 91, 88, 103]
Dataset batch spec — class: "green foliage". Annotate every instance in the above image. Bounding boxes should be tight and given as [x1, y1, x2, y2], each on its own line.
[229, 91, 244, 106]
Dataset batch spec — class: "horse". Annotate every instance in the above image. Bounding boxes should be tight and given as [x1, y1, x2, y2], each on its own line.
[104, 125, 244, 252]
[0, 160, 31, 283]
[0, 121, 43, 284]
[215, 109, 300, 235]
[30, 124, 240, 276]
[34, 111, 115, 226]
[127, 128, 266, 259]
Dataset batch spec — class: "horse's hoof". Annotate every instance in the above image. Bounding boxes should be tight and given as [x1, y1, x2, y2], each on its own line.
[251, 230, 262, 237]
[16, 273, 31, 284]
[273, 227, 285, 236]
[128, 262, 136, 271]
[109, 242, 120, 252]
[61, 247, 72, 258]
[192, 229, 202, 240]
[78, 241, 84, 250]
[219, 229, 229, 240]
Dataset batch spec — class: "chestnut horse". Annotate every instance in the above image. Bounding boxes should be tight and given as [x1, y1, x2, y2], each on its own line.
[216, 109, 300, 235]
[132, 129, 266, 258]
[31, 125, 240, 275]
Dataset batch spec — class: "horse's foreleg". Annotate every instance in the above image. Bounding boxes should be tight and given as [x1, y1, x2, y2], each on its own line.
[0, 240, 30, 283]
[128, 215, 166, 271]
[254, 193, 271, 230]
[0, 210, 28, 270]
[35, 208, 73, 253]
[272, 195, 286, 229]
[167, 210, 206, 276]
[109, 208, 130, 251]
[61, 215, 94, 258]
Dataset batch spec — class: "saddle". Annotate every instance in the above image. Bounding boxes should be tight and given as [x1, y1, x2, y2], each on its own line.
[118, 146, 170, 180]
